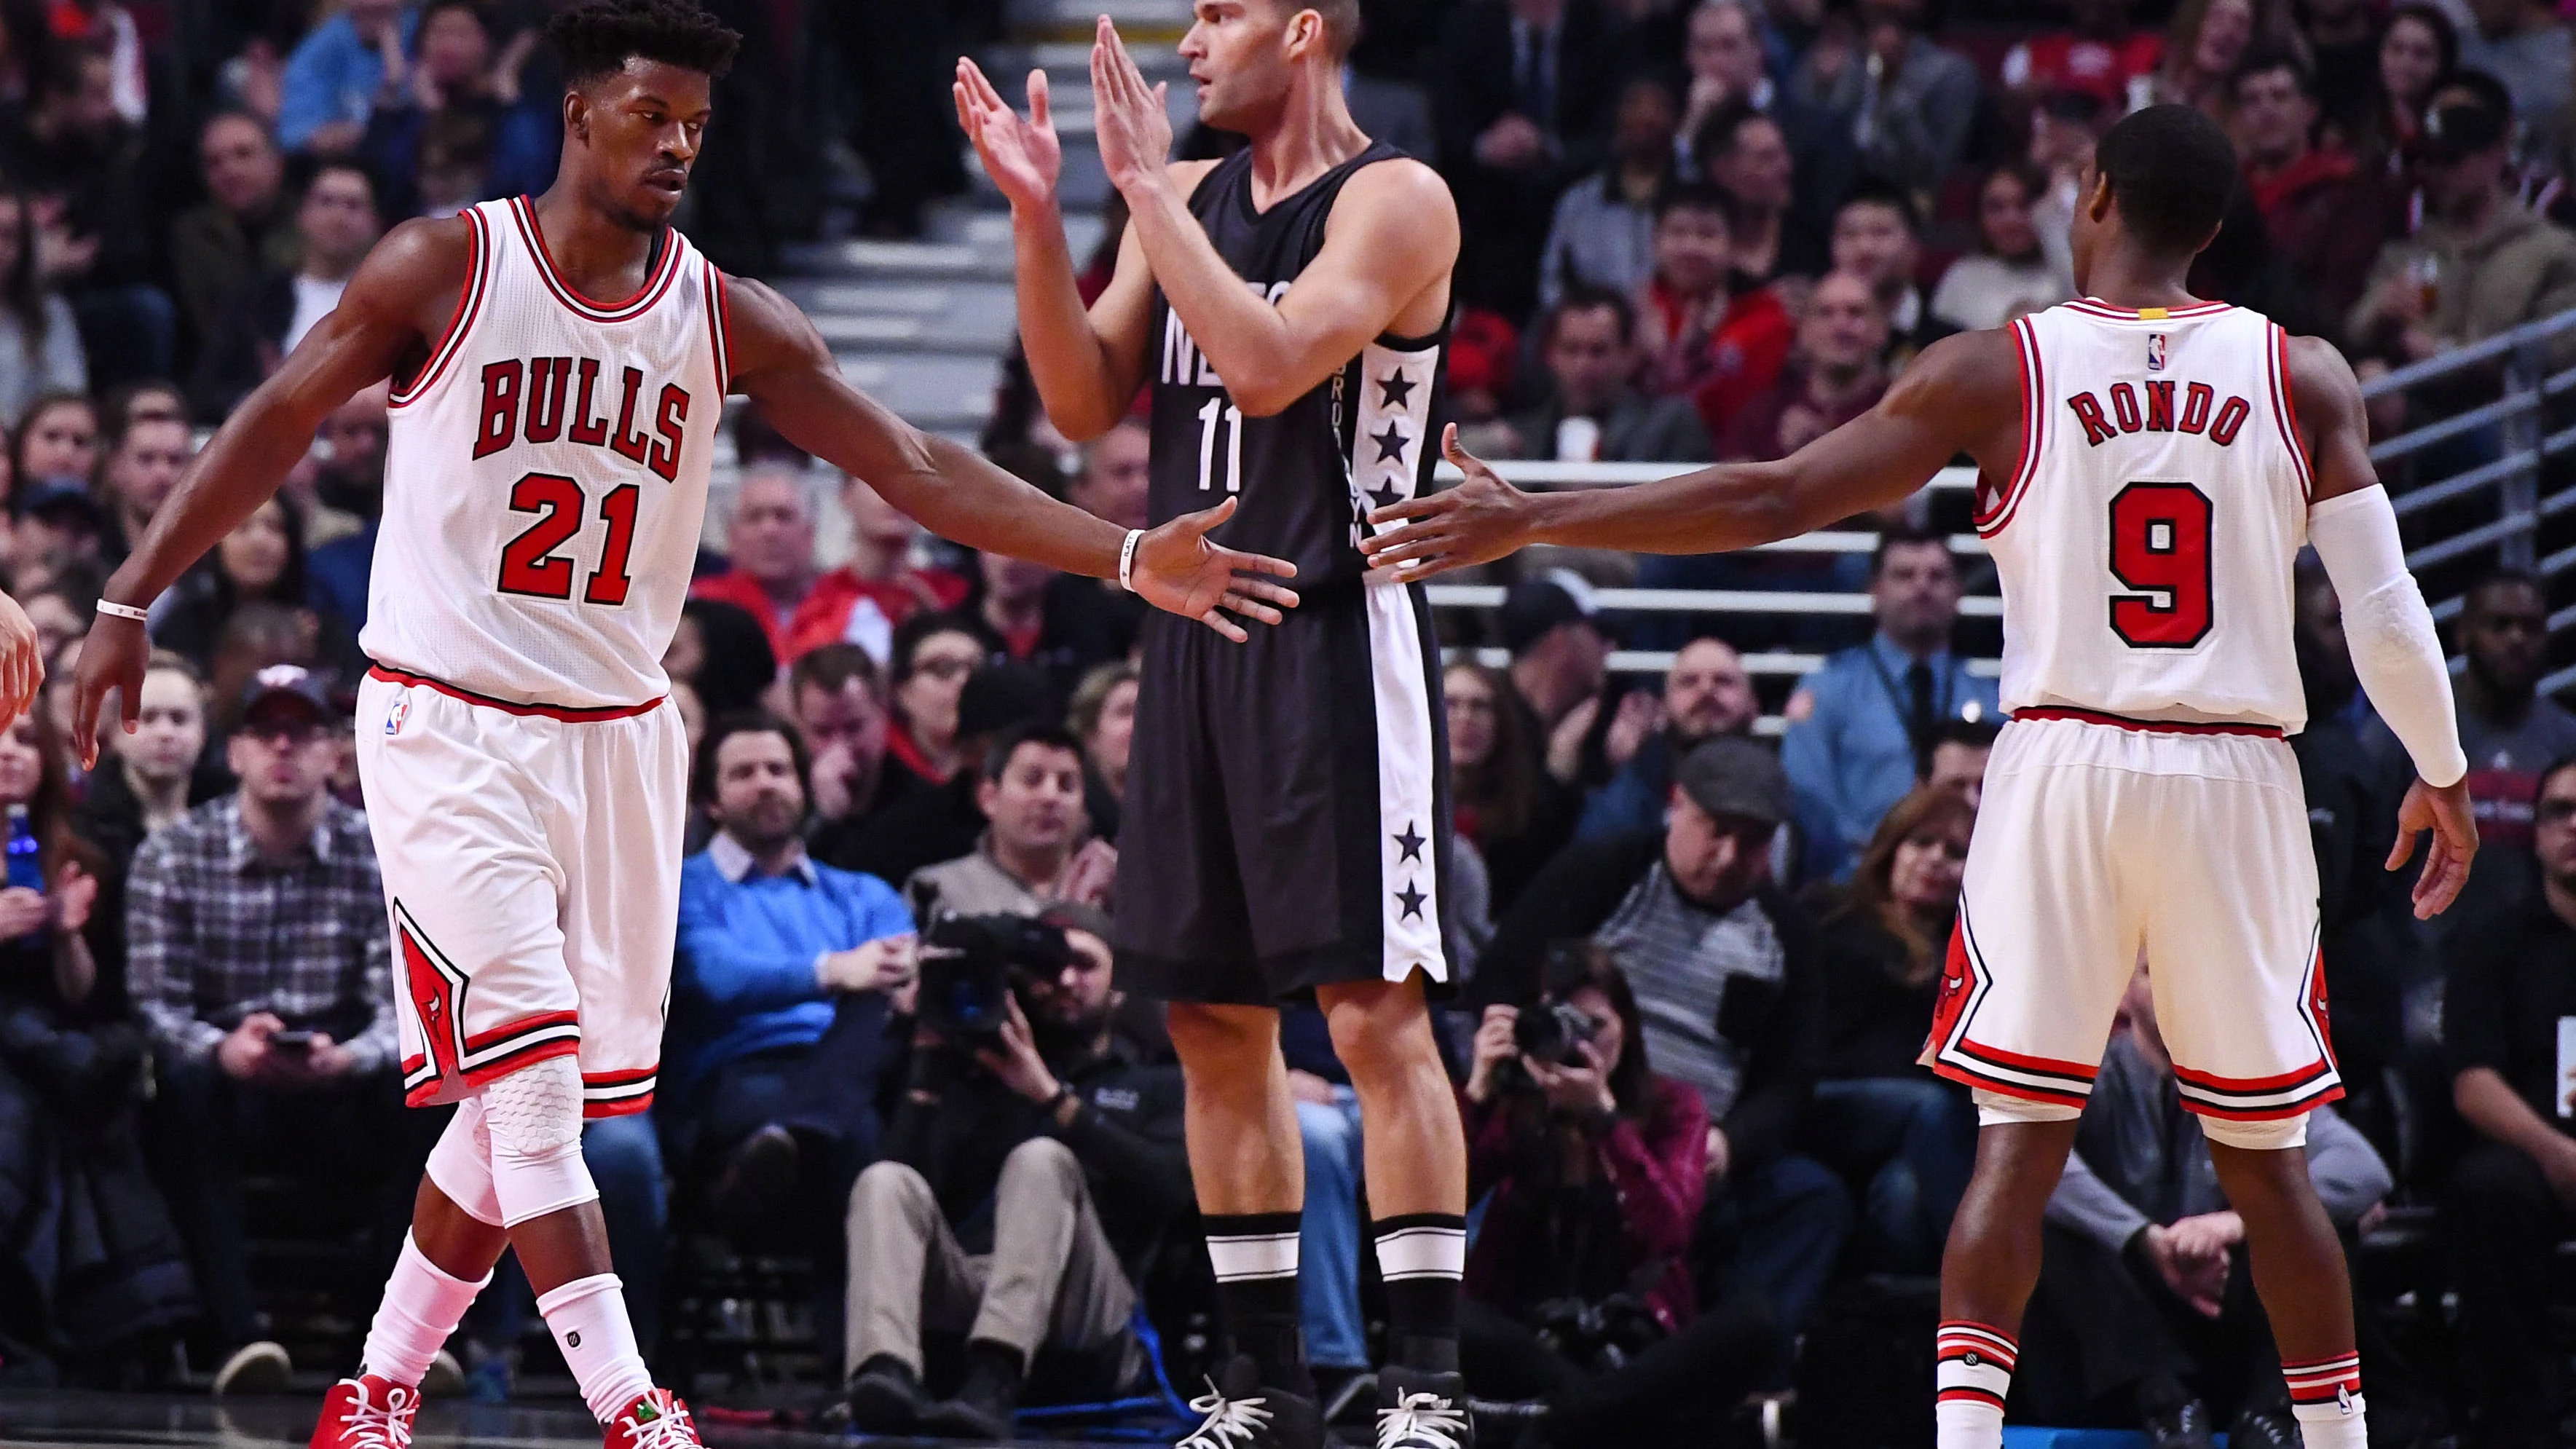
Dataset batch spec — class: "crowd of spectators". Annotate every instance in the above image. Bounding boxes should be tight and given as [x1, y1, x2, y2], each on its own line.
[0, 0, 2571, 1446]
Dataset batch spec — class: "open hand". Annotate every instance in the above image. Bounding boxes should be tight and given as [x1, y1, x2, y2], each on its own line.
[1128, 497, 1301, 642]
[70, 615, 149, 769]
[973, 994, 1062, 1105]
[954, 58, 1063, 215]
[52, 862, 95, 934]
[1090, 18, 1174, 195]
[2388, 775, 2475, 917]
[0, 591, 43, 732]
[1363, 426, 1542, 579]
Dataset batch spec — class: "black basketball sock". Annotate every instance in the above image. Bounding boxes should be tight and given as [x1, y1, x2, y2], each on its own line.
[1373, 1212, 1465, 1374]
[1204, 1212, 1314, 1396]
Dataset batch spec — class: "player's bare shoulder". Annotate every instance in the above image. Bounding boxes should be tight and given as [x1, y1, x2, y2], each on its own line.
[351, 213, 481, 343]
[1326, 157, 1459, 256]
[1880, 324, 2029, 474]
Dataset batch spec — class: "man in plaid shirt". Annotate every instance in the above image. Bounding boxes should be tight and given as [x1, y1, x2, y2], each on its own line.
[129, 665, 428, 1394]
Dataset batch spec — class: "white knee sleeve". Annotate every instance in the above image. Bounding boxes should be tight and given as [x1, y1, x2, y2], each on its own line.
[484, 1055, 599, 1228]
[426, 1095, 503, 1226]
[1974, 1089, 2083, 1127]
[2197, 1110, 2309, 1150]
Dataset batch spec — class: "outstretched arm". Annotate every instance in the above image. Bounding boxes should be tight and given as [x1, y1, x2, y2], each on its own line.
[723, 275, 1298, 637]
[953, 58, 1169, 441]
[1362, 328, 2020, 575]
[2289, 333, 2475, 917]
[71, 215, 475, 762]
[1090, 21, 1458, 417]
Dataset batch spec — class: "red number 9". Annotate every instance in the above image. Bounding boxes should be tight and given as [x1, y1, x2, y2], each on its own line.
[2107, 481, 2213, 649]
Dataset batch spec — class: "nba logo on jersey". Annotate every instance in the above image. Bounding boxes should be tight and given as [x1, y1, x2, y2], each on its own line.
[2146, 333, 2167, 371]
[385, 695, 409, 736]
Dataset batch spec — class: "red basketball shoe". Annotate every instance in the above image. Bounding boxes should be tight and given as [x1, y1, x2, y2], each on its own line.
[309, 1375, 417, 1449]
[602, 1388, 701, 1449]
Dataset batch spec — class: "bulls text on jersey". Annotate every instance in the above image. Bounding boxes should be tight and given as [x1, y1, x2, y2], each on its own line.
[473, 357, 692, 483]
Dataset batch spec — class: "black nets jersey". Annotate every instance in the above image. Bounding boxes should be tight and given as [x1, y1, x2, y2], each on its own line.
[1143, 143, 1452, 593]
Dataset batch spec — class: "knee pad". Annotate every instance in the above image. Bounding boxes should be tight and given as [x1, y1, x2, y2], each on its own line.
[426, 1095, 503, 1227]
[2197, 1110, 2308, 1151]
[1974, 1089, 2083, 1128]
[484, 1056, 599, 1228]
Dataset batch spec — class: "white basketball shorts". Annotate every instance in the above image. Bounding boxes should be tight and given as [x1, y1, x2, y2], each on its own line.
[356, 666, 688, 1118]
[1920, 708, 2341, 1124]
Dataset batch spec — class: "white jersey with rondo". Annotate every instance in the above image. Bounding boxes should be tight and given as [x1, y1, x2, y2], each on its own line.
[1926, 299, 2341, 1142]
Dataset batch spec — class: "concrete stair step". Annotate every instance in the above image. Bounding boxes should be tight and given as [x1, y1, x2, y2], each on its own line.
[787, 278, 1021, 354]
[783, 211, 1106, 280]
[1004, 0, 1191, 40]
[833, 352, 1003, 430]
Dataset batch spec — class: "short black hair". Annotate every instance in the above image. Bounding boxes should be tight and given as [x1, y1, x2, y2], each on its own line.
[1691, 100, 1779, 174]
[304, 157, 379, 208]
[787, 641, 883, 706]
[1545, 281, 1638, 347]
[693, 710, 810, 807]
[2092, 103, 2238, 257]
[2535, 750, 2576, 811]
[980, 721, 1084, 786]
[1836, 175, 1921, 235]
[2231, 46, 2316, 101]
[1653, 178, 1738, 226]
[1870, 524, 1952, 577]
[2464, 565, 2545, 617]
[2435, 67, 2515, 124]
[546, 0, 741, 87]
[1933, 716, 2000, 751]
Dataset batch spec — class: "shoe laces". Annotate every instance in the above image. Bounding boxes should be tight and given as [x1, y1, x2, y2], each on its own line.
[1178, 1381, 1275, 1449]
[615, 1395, 698, 1449]
[1376, 1389, 1470, 1449]
[338, 1383, 414, 1449]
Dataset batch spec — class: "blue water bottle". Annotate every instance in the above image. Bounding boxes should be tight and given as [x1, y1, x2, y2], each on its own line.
[6, 805, 44, 944]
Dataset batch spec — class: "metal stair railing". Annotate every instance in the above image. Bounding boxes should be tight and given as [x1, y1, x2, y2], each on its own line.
[1422, 305, 2576, 717]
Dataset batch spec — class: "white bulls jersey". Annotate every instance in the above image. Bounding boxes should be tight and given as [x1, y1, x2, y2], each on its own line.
[1974, 299, 2315, 730]
[369, 195, 729, 708]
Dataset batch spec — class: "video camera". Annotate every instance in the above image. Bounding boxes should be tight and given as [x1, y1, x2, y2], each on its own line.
[916, 910, 1079, 1043]
[1496, 942, 1607, 1092]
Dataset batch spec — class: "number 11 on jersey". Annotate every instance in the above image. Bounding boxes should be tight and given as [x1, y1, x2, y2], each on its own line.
[1197, 398, 1242, 493]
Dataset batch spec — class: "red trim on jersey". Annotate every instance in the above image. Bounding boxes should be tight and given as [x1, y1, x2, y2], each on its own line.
[2062, 299, 2234, 321]
[2172, 1059, 2339, 1094]
[703, 261, 733, 395]
[390, 206, 491, 411]
[2010, 706, 2286, 738]
[1926, 1055, 2094, 1108]
[1977, 317, 2046, 539]
[581, 1065, 658, 1119]
[463, 1010, 581, 1052]
[508, 196, 685, 322]
[1957, 1038, 2102, 1082]
[2177, 1080, 2347, 1121]
[403, 1035, 586, 1108]
[1937, 1389, 2008, 1410]
[2269, 323, 2316, 501]
[367, 664, 665, 722]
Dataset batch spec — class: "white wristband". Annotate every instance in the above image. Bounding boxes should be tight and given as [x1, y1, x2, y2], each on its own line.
[95, 599, 149, 623]
[1116, 529, 1143, 593]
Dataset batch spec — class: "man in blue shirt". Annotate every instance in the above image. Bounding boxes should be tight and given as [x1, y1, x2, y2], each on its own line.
[1780, 527, 1997, 880]
[671, 712, 917, 1234]
[277, 0, 418, 154]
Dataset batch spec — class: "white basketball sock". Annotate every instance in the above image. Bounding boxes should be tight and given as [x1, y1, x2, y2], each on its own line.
[358, 1233, 490, 1386]
[2285, 1354, 2368, 1449]
[1934, 1320, 2016, 1449]
[535, 1273, 655, 1424]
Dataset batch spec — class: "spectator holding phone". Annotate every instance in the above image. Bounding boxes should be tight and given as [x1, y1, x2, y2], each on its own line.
[0, 704, 195, 1377]
[126, 664, 421, 1395]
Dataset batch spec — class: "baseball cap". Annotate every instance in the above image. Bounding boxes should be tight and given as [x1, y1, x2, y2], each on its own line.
[2421, 97, 2508, 162]
[1500, 574, 1600, 655]
[14, 478, 101, 528]
[1675, 735, 1792, 827]
[236, 663, 335, 727]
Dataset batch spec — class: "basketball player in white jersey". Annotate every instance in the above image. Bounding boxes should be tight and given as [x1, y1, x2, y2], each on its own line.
[1363, 105, 2478, 1449]
[63, 4, 1299, 1448]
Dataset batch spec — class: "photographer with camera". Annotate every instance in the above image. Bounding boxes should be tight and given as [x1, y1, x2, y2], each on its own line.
[842, 907, 1189, 1440]
[1457, 945, 1786, 1447]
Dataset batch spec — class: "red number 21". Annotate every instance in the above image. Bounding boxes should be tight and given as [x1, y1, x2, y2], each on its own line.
[2107, 481, 2213, 648]
[497, 472, 641, 604]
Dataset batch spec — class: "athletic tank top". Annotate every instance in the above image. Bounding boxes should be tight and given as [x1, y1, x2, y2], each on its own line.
[1146, 143, 1451, 593]
[370, 195, 727, 708]
[1976, 299, 2315, 730]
